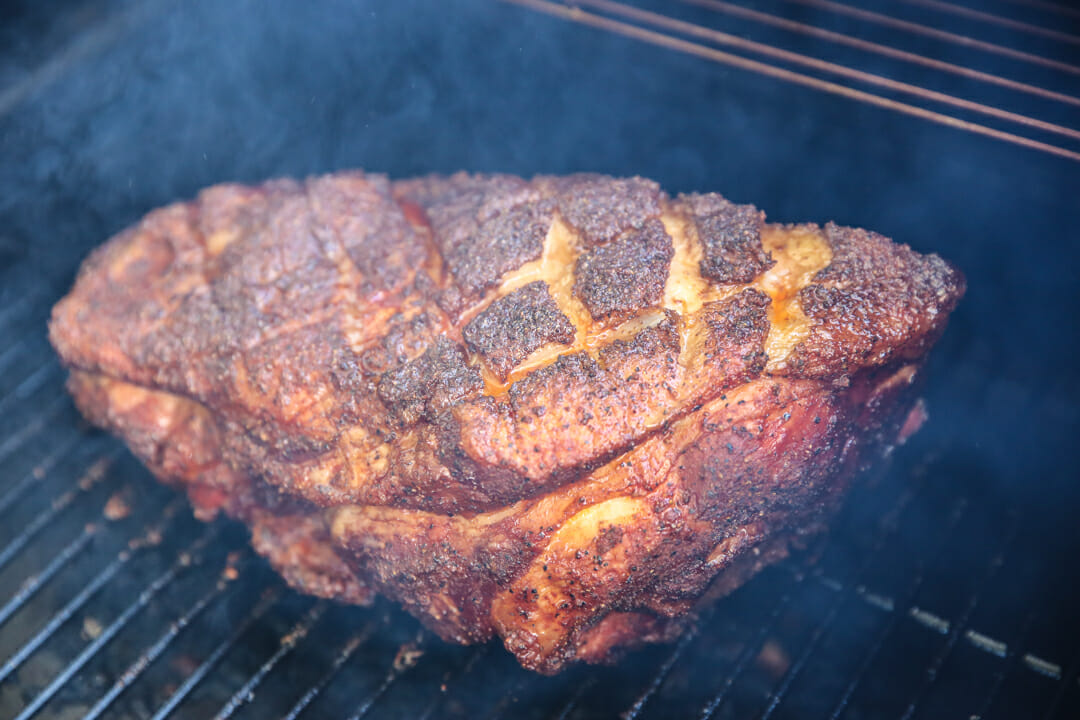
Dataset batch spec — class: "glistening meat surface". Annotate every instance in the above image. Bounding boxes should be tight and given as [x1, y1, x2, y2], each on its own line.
[49, 171, 964, 673]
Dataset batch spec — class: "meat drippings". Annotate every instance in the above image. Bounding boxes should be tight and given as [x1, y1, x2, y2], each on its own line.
[756, 225, 832, 371]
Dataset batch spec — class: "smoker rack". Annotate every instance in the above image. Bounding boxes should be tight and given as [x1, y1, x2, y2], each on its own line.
[0, 265, 1075, 718]
[2, 0, 1079, 717]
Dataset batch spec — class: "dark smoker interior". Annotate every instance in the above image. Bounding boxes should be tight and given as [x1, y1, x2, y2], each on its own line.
[0, 0, 1078, 717]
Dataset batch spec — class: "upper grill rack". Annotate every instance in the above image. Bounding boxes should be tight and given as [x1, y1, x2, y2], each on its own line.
[499, 0, 1080, 162]
[0, 269, 1076, 719]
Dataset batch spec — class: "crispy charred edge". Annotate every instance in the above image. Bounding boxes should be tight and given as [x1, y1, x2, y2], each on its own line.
[391, 173, 550, 304]
[330, 360, 925, 673]
[462, 281, 576, 381]
[392, 173, 667, 319]
[678, 192, 774, 284]
[376, 337, 484, 426]
[784, 222, 966, 376]
[439, 289, 772, 507]
[536, 174, 663, 247]
[569, 529, 794, 668]
[61, 358, 924, 674]
[50, 170, 965, 521]
[48, 170, 433, 432]
[492, 385, 850, 673]
[572, 217, 675, 323]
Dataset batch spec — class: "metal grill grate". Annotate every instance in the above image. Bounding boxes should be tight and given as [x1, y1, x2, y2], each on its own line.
[0, 271, 1073, 718]
[1, 0, 1079, 717]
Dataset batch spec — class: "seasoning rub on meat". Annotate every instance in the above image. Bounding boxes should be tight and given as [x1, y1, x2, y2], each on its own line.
[49, 171, 964, 673]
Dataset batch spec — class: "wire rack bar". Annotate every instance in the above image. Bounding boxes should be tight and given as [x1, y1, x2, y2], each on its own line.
[968, 609, 1036, 717]
[1041, 644, 1080, 719]
[0, 392, 70, 463]
[79, 553, 254, 720]
[347, 633, 433, 720]
[0, 499, 184, 685]
[1000, 0, 1080, 19]
[0, 522, 99, 628]
[0, 432, 85, 516]
[622, 627, 700, 719]
[695, 457, 934, 717]
[750, 473, 935, 717]
[12, 525, 218, 720]
[148, 585, 283, 720]
[682, 0, 1080, 108]
[550, 676, 596, 720]
[0, 362, 62, 417]
[895, 0, 1080, 44]
[898, 521, 1023, 719]
[784, 0, 1080, 75]
[483, 672, 533, 719]
[497, 0, 1080, 163]
[699, 590, 795, 719]
[0, 339, 29, 376]
[0, 292, 42, 332]
[0, 0, 173, 119]
[280, 623, 379, 720]
[212, 600, 329, 720]
[577, 0, 1080, 141]
[825, 498, 970, 719]
[0, 453, 117, 572]
[414, 645, 493, 720]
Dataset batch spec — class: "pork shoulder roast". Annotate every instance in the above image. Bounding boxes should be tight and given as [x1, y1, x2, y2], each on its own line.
[49, 171, 964, 673]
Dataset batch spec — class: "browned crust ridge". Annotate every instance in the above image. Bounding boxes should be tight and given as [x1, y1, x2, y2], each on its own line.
[49, 170, 964, 673]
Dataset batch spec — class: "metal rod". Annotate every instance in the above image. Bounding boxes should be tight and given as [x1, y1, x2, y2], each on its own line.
[79, 554, 254, 720]
[699, 458, 932, 717]
[898, 520, 1022, 719]
[148, 586, 283, 720]
[576, 0, 1080, 142]
[826, 498, 971, 719]
[212, 600, 329, 720]
[0, 452, 117, 572]
[970, 610, 1037, 718]
[1000, 0, 1080, 19]
[0, 306, 46, 342]
[0, 362, 62, 415]
[682, 0, 1080, 108]
[758, 592, 842, 720]
[0, 292, 40, 331]
[895, 0, 1080, 45]
[0, 499, 184, 684]
[0, 392, 70, 463]
[482, 673, 531, 720]
[0, 0, 174, 120]
[12, 525, 218, 720]
[0, 338, 29, 376]
[281, 623, 379, 720]
[699, 591, 796, 719]
[497, 0, 1080, 163]
[347, 633, 432, 720]
[783, 0, 1080, 76]
[550, 676, 596, 720]
[622, 628, 699, 719]
[1040, 640, 1080, 719]
[415, 645, 493, 720]
[0, 522, 99, 628]
[0, 431, 85, 516]
[751, 471, 933, 717]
